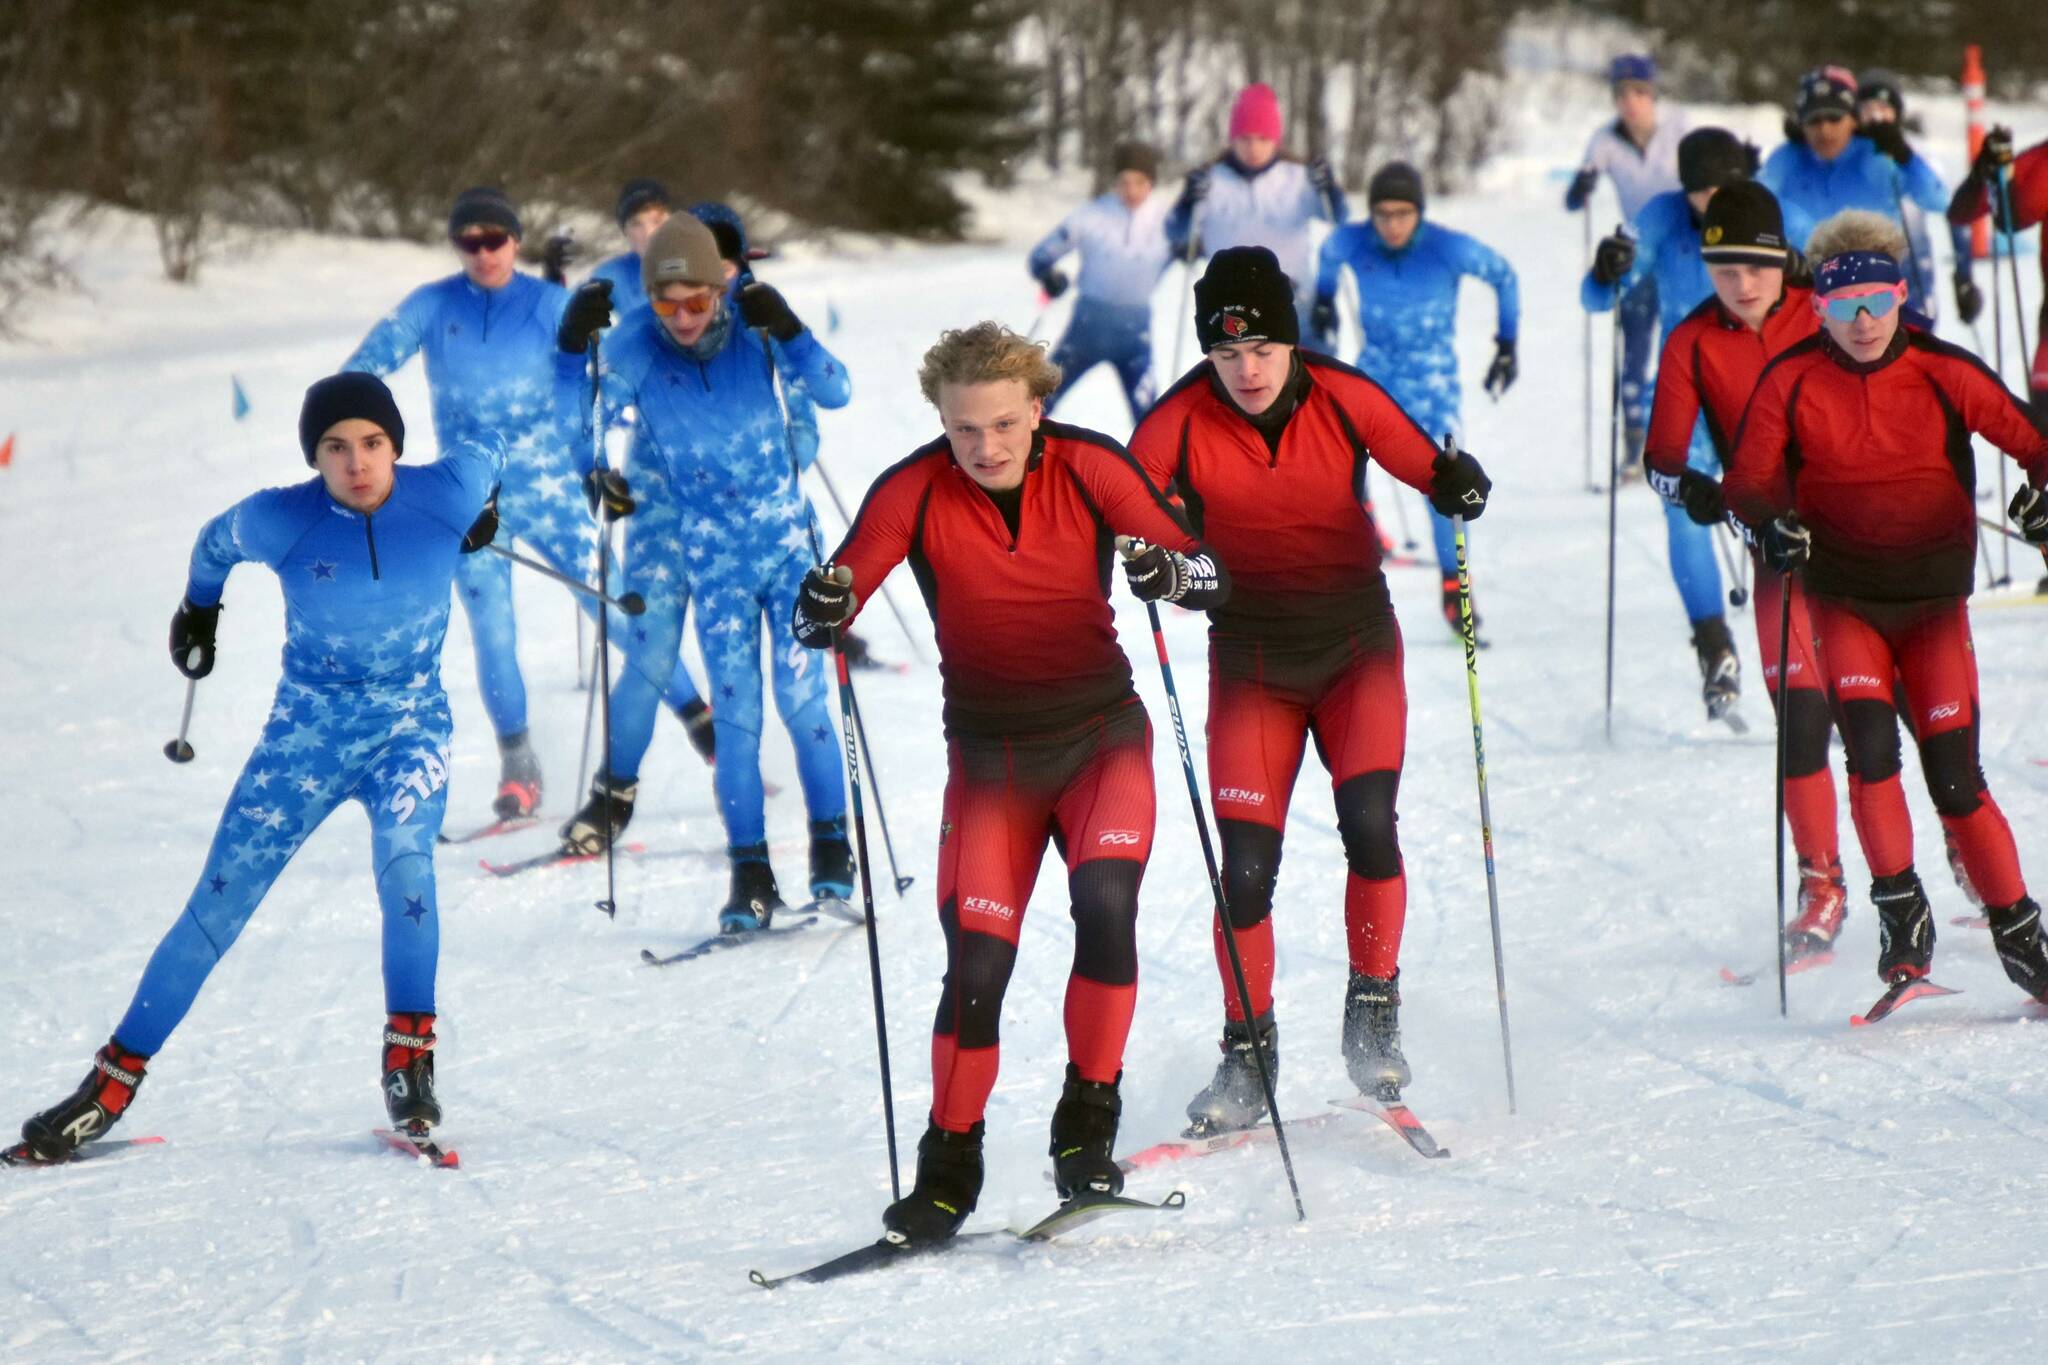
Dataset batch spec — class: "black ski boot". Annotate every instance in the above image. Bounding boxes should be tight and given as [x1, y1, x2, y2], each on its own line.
[1183, 1011, 1277, 1138]
[1692, 617, 1740, 722]
[494, 731, 543, 820]
[558, 773, 636, 856]
[1049, 1063, 1123, 1201]
[381, 1012, 441, 1132]
[675, 698, 716, 764]
[10, 1039, 150, 1163]
[720, 845, 785, 933]
[883, 1120, 984, 1246]
[1986, 896, 2048, 1002]
[809, 817, 856, 904]
[1342, 971, 1412, 1096]
[1873, 869, 1935, 982]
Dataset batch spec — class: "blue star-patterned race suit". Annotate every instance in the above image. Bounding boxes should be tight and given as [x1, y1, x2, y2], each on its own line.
[1312, 218, 1518, 574]
[112, 439, 503, 1057]
[344, 270, 702, 744]
[566, 301, 850, 851]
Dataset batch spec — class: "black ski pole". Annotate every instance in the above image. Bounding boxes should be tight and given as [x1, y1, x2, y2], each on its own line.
[164, 678, 198, 763]
[1772, 559, 1794, 1018]
[587, 336, 620, 919]
[1118, 537, 1305, 1222]
[1604, 307, 1622, 742]
[1450, 496, 1517, 1113]
[809, 458, 930, 667]
[485, 542, 644, 616]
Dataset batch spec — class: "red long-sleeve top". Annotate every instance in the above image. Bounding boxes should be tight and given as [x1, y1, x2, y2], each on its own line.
[826, 421, 1217, 738]
[1645, 288, 1818, 484]
[1725, 328, 2048, 600]
[1949, 140, 2048, 391]
[1128, 353, 1441, 640]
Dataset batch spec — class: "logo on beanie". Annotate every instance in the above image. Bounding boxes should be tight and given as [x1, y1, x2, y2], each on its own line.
[1222, 312, 1250, 339]
[1703, 226, 1724, 245]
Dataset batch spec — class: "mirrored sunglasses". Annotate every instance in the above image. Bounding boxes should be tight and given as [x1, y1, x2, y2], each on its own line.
[1819, 287, 1903, 323]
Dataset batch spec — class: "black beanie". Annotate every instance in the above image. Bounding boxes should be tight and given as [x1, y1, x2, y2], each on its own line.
[1111, 141, 1160, 183]
[615, 177, 670, 227]
[1194, 246, 1299, 351]
[448, 186, 521, 240]
[1367, 160, 1425, 211]
[1678, 128, 1756, 193]
[300, 373, 406, 466]
[1699, 181, 1791, 266]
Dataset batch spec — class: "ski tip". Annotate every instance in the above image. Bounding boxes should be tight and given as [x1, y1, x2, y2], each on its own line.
[1719, 967, 1758, 987]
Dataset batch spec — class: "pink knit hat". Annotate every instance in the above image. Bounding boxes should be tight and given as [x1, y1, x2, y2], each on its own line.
[1228, 83, 1283, 143]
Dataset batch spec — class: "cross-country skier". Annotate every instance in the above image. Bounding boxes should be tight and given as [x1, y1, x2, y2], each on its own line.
[1026, 141, 1175, 423]
[1856, 71, 1980, 329]
[4, 374, 501, 1164]
[1165, 83, 1345, 350]
[542, 178, 673, 321]
[1760, 67, 1949, 312]
[793, 321, 1228, 1243]
[554, 215, 852, 928]
[1311, 160, 1517, 632]
[1583, 129, 1774, 723]
[1128, 247, 1492, 1133]
[1564, 53, 1688, 459]
[345, 186, 622, 824]
[1724, 212, 2048, 1003]
[1949, 126, 2048, 407]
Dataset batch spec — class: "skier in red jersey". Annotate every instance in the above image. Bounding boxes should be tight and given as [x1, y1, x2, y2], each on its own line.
[794, 322, 1230, 1245]
[1725, 213, 2048, 1001]
[1948, 126, 2048, 407]
[1127, 246, 1492, 1132]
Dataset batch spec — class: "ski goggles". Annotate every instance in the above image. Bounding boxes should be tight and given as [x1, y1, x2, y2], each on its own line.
[651, 289, 717, 318]
[1817, 283, 1905, 323]
[453, 229, 512, 254]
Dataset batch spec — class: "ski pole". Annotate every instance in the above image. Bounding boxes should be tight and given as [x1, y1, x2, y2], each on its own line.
[1582, 207, 1596, 492]
[164, 678, 198, 763]
[1450, 502, 1517, 1114]
[485, 542, 644, 616]
[576, 603, 588, 690]
[809, 458, 930, 666]
[1989, 181, 2013, 585]
[1979, 514, 2039, 547]
[587, 336, 620, 919]
[1165, 198, 1203, 391]
[1603, 308, 1622, 742]
[1117, 537, 1305, 1221]
[1024, 289, 1054, 342]
[574, 628, 601, 808]
[1714, 524, 1750, 609]
[1772, 560, 1794, 1018]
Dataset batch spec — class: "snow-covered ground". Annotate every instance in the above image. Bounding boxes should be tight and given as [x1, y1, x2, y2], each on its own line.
[3, 65, 2046, 1363]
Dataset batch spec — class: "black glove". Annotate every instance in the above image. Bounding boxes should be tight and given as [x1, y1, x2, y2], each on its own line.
[1428, 449, 1492, 520]
[737, 281, 802, 342]
[1565, 167, 1598, 212]
[1591, 232, 1635, 287]
[1760, 515, 1811, 573]
[794, 564, 856, 645]
[1308, 158, 1337, 197]
[1178, 167, 1210, 211]
[557, 279, 613, 354]
[1974, 125, 2015, 181]
[1309, 297, 1338, 348]
[1861, 119, 1913, 167]
[2010, 485, 2048, 544]
[1954, 274, 1984, 325]
[461, 485, 499, 553]
[1038, 268, 1070, 300]
[169, 598, 221, 680]
[1676, 469, 1726, 527]
[583, 468, 635, 521]
[1483, 338, 1517, 398]
[542, 230, 578, 286]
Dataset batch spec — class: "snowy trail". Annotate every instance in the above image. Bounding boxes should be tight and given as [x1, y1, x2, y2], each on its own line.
[6, 98, 2048, 1362]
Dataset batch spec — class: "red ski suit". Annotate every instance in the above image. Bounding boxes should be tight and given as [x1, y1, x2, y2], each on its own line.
[1727, 326, 2048, 908]
[827, 421, 1223, 1132]
[1948, 139, 2048, 400]
[1130, 351, 1444, 1020]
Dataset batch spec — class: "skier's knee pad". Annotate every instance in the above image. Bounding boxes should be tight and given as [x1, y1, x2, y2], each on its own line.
[933, 915, 1018, 1050]
[1781, 689, 1835, 779]
[1334, 770, 1402, 881]
[1918, 725, 1987, 818]
[1068, 859, 1140, 987]
[1838, 698, 1903, 783]
[1218, 820, 1283, 930]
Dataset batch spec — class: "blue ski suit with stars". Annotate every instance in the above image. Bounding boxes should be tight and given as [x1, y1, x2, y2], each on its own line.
[113, 438, 503, 1057]
[567, 302, 849, 851]
[344, 271, 701, 744]
[1313, 218, 1518, 574]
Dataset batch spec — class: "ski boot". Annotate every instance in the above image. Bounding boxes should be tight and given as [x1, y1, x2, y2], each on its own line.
[720, 846, 785, 933]
[1873, 869, 1935, 982]
[1944, 828, 1983, 909]
[1784, 856, 1848, 954]
[809, 817, 856, 905]
[559, 774, 636, 856]
[1985, 896, 2048, 1002]
[1342, 971, 1412, 1096]
[883, 1120, 983, 1246]
[381, 1012, 441, 1132]
[1692, 617, 1740, 722]
[1048, 1063, 1123, 1201]
[675, 698, 716, 764]
[1183, 1011, 1277, 1138]
[494, 731, 542, 820]
[10, 1039, 149, 1163]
